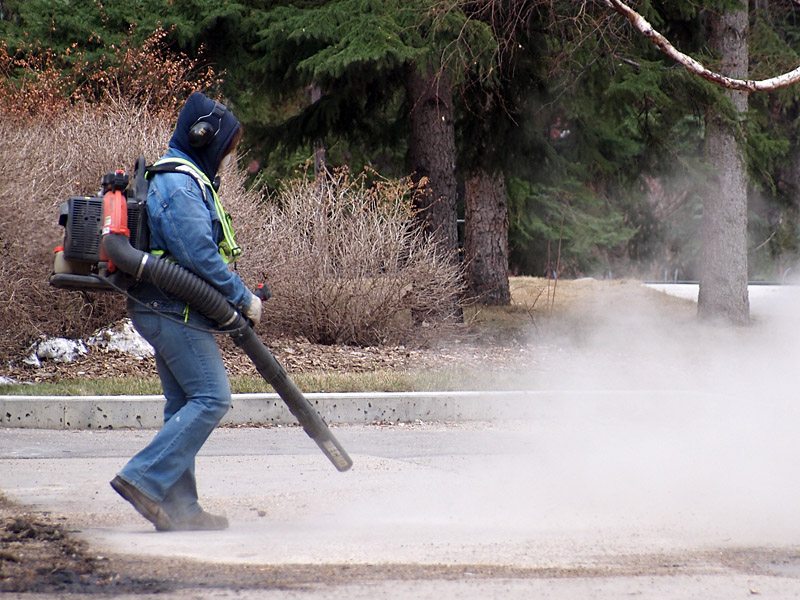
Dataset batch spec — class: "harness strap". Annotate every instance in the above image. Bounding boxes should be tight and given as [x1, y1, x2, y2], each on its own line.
[147, 158, 242, 264]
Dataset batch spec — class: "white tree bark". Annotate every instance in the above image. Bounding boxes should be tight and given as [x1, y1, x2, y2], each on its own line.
[604, 0, 800, 91]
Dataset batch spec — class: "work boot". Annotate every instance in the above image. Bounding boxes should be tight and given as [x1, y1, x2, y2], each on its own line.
[171, 509, 229, 531]
[110, 475, 174, 531]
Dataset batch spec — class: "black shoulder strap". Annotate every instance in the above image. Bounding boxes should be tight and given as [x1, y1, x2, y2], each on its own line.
[145, 161, 184, 175]
[131, 156, 148, 206]
[145, 161, 212, 201]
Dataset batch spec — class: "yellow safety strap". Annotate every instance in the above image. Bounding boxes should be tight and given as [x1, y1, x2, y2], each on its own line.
[150, 157, 242, 264]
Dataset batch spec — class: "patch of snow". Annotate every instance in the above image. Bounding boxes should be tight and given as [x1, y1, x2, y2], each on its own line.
[25, 337, 88, 367]
[88, 319, 154, 359]
[0, 375, 17, 385]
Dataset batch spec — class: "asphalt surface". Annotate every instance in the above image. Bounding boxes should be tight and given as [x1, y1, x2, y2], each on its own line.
[3, 393, 800, 598]
[5, 284, 800, 598]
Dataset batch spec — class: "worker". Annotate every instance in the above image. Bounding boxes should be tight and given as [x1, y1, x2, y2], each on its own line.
[110, 92, 262, 531]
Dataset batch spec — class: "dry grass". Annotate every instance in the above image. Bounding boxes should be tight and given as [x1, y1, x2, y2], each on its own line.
[464, 276, 697, 338]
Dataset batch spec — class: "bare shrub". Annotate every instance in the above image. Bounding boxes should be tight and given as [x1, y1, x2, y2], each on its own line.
[72, 28, 221, 114]
[0, 29, 219, 121]
[0, 100, 173, 358]
[0, 25, 223, 359]
[0, 103, 462, 356]
[0, 42, 70, 120]
[230, 170, 465, 346]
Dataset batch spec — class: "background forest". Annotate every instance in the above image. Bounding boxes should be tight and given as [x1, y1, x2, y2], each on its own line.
[1, 0, 799, 353]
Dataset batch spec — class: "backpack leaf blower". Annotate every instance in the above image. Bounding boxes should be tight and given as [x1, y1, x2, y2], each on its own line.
[50, 158, 353, 472]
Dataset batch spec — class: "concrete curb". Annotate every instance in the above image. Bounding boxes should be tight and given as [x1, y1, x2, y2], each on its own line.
[0, 389, 700, 429]
[0, 391, 538, 429]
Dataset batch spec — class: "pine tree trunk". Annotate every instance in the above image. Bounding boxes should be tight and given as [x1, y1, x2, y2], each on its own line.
[698, 8, 750, 324]
[464, 169, 510, 304]
[405, 65, 459, 254]
[309, 84, 327, 178]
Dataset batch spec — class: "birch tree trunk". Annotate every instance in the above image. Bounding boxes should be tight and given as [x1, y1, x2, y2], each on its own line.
[698, 8, 750, 324]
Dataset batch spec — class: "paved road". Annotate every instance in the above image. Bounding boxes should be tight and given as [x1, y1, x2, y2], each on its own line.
[3, 392, 800, 598]
[6, 283, 800, 597]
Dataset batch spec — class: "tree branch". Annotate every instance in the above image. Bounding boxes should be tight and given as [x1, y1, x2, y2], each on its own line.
[603, 0, 800, 92]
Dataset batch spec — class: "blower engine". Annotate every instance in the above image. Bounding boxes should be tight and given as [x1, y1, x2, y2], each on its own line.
[49, 158, 352, 473]
[51, 157, 149, 293]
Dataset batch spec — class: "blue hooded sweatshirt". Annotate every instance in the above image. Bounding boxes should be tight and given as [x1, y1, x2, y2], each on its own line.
[130, 93, 250, 313]
[169, 91, 242, 182]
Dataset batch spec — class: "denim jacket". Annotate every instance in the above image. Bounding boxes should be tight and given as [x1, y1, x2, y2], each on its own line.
[130, 148, 250, 314]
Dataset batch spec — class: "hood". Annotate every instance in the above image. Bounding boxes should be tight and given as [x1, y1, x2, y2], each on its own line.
[168, 92, 241, 182]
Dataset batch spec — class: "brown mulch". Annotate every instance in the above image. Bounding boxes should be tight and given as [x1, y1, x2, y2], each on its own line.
[0, 329, 541, 385]
[0, 279, 699, 386]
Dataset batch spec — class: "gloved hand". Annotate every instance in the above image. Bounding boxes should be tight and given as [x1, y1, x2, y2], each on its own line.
[244, 291, 263, 325]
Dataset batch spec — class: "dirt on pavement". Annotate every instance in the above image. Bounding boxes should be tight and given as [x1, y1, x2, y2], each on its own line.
[3, 488, 799, 597]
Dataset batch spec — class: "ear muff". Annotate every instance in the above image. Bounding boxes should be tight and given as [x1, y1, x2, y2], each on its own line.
[188, 101, 227, 149]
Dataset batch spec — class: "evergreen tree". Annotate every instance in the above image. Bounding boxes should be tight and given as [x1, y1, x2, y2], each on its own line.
[462, 1, 679, 278]
[249, 0, 495, 257]
[8, 0, 800, 302]
[604, 0, 800, 321]
[746, 4, 800, 278]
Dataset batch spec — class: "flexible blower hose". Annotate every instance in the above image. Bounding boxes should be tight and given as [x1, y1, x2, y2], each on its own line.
[102, 233, 353, 472]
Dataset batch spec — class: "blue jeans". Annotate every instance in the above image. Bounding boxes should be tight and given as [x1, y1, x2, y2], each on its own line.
[117, 299, 231, 519]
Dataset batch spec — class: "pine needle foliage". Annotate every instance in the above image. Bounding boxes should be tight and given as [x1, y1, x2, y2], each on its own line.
[255, 0, 494, 85]
[248, 0, 495, 160]
[257, 1, 422, 82]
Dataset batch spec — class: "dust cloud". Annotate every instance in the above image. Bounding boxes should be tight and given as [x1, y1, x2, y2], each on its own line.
[325, 284, 800, 552]
[504, 284, 800, 546]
